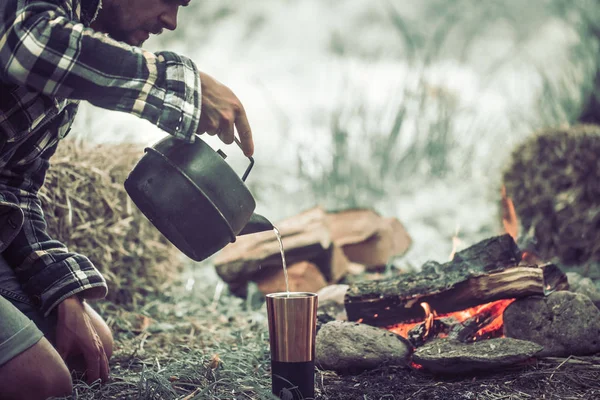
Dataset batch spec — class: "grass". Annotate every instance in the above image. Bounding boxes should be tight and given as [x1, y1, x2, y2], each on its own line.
[65, 267, 276, 399]
[53, 264, 600, 400]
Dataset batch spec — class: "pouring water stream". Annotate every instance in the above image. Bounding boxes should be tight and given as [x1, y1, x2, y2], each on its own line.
[273, 226, 290, 296]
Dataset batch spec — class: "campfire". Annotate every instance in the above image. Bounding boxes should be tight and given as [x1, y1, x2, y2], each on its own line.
[387, 298, 514, 346]
[344, 234, 567, 327]
[331, 230, 600, 375]
[213, 205, 600, 375]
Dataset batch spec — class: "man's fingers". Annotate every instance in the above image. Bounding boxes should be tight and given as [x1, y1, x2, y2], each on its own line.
[234, 113, 253, 157]
[84, 358, 101, 384]
[217, 120, 235, 145]
[82, 344, 103, 384]
[100, 347, 110, 382]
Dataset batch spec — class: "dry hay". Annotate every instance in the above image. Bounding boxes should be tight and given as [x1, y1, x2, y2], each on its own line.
[39, 140, 183, 305]
[502, 124, 600, 267]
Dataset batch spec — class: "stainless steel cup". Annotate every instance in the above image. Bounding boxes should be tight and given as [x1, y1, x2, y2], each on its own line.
[266, 292, 318, 399]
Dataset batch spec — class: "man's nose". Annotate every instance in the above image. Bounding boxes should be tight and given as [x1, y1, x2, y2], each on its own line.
[160, 7, 178, 31]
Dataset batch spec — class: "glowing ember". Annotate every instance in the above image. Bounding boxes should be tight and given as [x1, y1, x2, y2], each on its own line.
[386, 299, 515, 341]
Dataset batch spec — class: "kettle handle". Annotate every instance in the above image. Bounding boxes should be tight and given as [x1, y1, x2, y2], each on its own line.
[233, 137, 254, 182]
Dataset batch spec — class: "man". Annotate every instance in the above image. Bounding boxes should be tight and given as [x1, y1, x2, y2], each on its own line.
[0, 0, 254, 398]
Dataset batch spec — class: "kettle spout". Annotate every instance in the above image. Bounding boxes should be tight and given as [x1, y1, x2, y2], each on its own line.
[239, 213, 274, 236]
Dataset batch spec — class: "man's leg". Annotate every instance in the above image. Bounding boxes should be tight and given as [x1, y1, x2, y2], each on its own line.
[0, 295, 73, 400]
[0, 253, 113, 393]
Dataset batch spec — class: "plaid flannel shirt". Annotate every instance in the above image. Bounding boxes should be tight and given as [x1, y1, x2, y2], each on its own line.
[0, 0, 202, 316]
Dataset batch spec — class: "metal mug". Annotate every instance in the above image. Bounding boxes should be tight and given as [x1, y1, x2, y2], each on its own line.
[266, 292, 318, 399]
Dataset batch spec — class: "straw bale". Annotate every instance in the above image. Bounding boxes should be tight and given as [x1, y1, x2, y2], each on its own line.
[502, 124, 600, 266]
[39, 140, 183, 305]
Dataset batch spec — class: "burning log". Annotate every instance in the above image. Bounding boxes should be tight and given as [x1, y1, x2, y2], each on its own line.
[407, 317, 456, 348]
[404, 299, 512, 347]
[345, 235, 568, 326]
[447, 300, 509, 343]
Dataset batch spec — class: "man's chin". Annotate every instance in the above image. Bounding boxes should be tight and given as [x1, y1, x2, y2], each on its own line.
[123, 37, 145, 47]
[133, 31, 150, 46]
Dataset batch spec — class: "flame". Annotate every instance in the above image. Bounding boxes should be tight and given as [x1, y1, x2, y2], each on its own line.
[501, 185, 519, 240]
[387, 299, 514, 340]
[449, 224, 462, 260]
[421, 302, 437, 339]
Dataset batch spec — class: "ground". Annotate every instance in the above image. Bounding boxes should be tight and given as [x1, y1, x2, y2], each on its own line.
[64, 265, 600, 400]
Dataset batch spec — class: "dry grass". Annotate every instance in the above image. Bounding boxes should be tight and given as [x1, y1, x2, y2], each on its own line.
[502, 124, 600, 267]
[39, 140, 184, 305]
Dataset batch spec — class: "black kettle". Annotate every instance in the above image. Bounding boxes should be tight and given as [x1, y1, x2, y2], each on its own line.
[124, 135, 273, 262]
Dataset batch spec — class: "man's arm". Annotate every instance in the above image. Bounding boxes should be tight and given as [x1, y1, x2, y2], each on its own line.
[0, 141, 107, 317]
[0, 0, 201, 143]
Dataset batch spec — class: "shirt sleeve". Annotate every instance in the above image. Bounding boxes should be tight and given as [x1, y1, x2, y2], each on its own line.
[0, 0, 201, 142]
[1, 143, 108, 317]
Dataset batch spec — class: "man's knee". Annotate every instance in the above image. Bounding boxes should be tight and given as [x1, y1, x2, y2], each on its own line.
[0, 337, 72, 400]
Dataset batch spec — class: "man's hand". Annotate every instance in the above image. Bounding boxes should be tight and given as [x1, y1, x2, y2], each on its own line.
[197, 71, 254, 157]
[55, 296, 110, 384]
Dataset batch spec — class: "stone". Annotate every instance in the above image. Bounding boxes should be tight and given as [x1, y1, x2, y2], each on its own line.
[317, 284, 349, 325]
[412, 338, 543, 374]
[503, 291, 600, 357]
[317, 284, 349, 305]
[566, 272, 600, 309]
[316, 321, 412, 372]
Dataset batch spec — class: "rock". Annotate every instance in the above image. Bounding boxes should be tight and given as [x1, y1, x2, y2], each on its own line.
[317, 284, 349, 326]
[316, 321, 412, 372]
[566, 272, 600, 309]
[503, 291, 600, 357]
[412, 338, 543, 374]
[317, 301, 347, 329]
[317, 284, 349, 304]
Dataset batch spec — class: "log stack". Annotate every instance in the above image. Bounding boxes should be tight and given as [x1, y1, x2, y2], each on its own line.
[214, 206, 412, 296]
[344, 234, 569, 327]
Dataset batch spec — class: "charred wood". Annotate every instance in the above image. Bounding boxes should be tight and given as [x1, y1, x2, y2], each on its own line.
[345, 235, 568, 326]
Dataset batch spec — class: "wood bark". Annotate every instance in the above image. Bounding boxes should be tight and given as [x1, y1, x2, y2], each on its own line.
[326, 209, 412, 268]
[214, 207, 334, 284]
[214, 206, 411, 286]
[255, 261, 327, 295]
[345, 235, 568, 326]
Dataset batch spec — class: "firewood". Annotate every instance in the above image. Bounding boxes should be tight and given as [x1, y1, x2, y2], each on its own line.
[214, 207, 349, 286]
[327, 209, 411, 269]
[447, 301, 507, 343]
[345, 235, 569, 326]
[255, 261, 328, 295]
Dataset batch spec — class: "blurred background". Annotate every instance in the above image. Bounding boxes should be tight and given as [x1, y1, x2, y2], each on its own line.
[71, 0, 600, 265]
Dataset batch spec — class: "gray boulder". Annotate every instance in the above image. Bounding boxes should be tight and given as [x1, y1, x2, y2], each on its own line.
[316, 321, 412, 371]
[503, 291, 600, 357]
